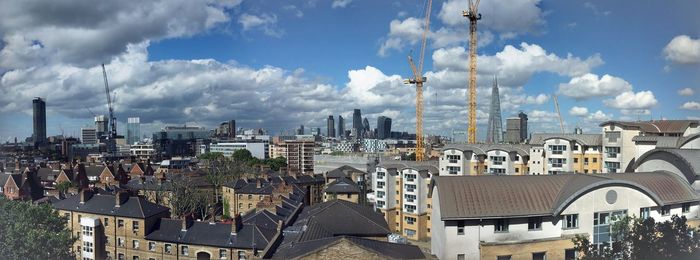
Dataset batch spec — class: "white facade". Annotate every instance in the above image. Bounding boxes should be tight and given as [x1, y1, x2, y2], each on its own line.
[79, 217, 102, 260]
[130, 144, 155, 158]
[601, 125, 638, 173]
[209, 141, 269, 159]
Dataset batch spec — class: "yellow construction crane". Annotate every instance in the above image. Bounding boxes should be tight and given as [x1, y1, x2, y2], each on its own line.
[405, 0, 432, 161]
[553, 95, 565, 133]
[463, 0, 481, 144]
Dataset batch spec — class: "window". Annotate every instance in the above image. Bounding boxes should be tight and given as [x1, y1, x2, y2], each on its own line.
[605, 131, 620, 143]
[132, 221, 140, 232]
[593, 210, 626, 245]
[573, 158, 578, 163]
[377, 181, 385, 189]
[532, 252, 546, 260]
[238, 251, 247, 260]
[404, 228, 416, 237]
[490, 156, 506, 165]
[660, 206, 670, 216]
[564, 214, 579, 229]
[81, 226, 94, 236]
[565, 249, 577, 260]
[181, 245, 189, 255]
[220, 249, 227, 259]
[148, 242, 156, 251]
[132, 240, 139, 249]
[247, 203, 252, 209]
[548, 158, 566, 168]
[117, 237, 125, 247]
[404, 184, 417, 192]
[82, 241, 93, 253]
[528, 217, 542, 230]
[592, 158, 597, 163]
[682, 203, 690, 213]
[165, 244, 172, 254]
[447, 154, 461, 163]
[495, 219, 509, 232]
[457, 221, 465, 235]
[490, 168, 506, 174]
[446, 166, 460, 175]
[457, 254, 465, 260]
[497, 256, 512, 260]
[549, 145, 566, 155]
[133, 257, 139, 260]
[117, 219, 124, 228]
[604, 162, 620, 173]
[405, 205, 416, 213]
[104, 218, 109, 227]
[405, 216, 416, 224]
[605, 147, 620, 158]
[640, 207, 651, 219]
[118, 254, 125, 260]
[584, 158, 589, 165]
[247, 194, 252, 199]
[404, 194, 417, 202]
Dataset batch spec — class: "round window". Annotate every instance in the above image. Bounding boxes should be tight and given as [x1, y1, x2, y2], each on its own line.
[605, 190, 617, 204]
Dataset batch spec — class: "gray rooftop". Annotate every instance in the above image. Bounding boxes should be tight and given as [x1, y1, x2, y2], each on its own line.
[529, 133, 602, 146]
[52, 193, 170, 218]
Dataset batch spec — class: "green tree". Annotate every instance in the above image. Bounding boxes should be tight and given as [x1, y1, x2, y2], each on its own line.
[231, 149, 254, 163]
[199, 152, 224, 160]
[573, 215, 700, 260]
[55, 181, 72, 196]
[0, 197, 76, 259]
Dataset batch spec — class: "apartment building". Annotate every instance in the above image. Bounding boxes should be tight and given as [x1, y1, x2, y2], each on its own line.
[373, 160, 438, 241]
[222, 174, 324, 217]
[528, 133, 603, 175]
[54, 190, 282, 260]
[269, 139, 315, 175]
[430, 172, 700, 260]
[600, 120, 699, 173]
[439, 144, 531, 176]
[632, 148, 700, 190]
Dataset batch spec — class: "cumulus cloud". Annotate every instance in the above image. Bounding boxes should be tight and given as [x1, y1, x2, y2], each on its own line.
[331, 0, 353, 9]
[587, 110, 612, 122]
[603, 91, 658, 110]
[663, 35, 700, 64]
[678, 87, 695, 96]
[569, 106, 588, 117]
[437, 0, 544, 37]
[0, 0, 238, 69]
[557, 73, 632, 100]
[238, 13, 284, 37]
[681, 101, 700, 110]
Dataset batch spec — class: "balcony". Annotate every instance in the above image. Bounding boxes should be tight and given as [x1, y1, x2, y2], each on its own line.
[448, 159, 458, 164]
[606, 153, 618, 158]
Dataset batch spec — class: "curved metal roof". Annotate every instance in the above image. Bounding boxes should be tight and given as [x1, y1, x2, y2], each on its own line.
[634, 148, 700, 182]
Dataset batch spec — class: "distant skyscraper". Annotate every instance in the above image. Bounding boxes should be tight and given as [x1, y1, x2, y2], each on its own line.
[362, 117, 370, 137]
[486, 76, 503, 144]
[228, 120, 236, 137]
[338, 115, 345, 139]
[95, 115, 108, 138]
[127, 117, 141, 144]
[297, 125, 305, 135]
[377, 116, 392, 139]
[504, 111, 528, 144]
[327, 115, 335, 137]
[519, 111, 528, 141]
[352, 109, 362, 134]
[81, 128, 98, 144]
[32, 97, 46, 145]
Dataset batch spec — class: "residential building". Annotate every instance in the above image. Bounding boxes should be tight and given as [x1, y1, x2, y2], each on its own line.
[430, 172, 700, 260]
[373, 160, 438, 241]
[362, 138, 387, 153]
[126, 117, 140, 145]
[528, 133, 603, 175]
[632, 148, 700, 190]
[33, 97, 47, 146]
[327, 115, 335, 138]
[600, 120, 700, 173]
[283, 139, 315, 175]
[130, 144, 155, 160]
[222, 174, 324, 217]
[81, 128, 98, 145]
[439, 144, 531, 176]
[323, 165, 368, 204]
[324, 177, 361, 203]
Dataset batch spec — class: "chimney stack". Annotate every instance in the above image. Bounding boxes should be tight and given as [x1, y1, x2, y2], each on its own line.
[256, 179, 262, 189]
[276, 220, 283, 232]
[79, 190, 93, 204]
[115, 191, 128, 207]
[181, 214, 194, 231]
[231, 213, 243, 234]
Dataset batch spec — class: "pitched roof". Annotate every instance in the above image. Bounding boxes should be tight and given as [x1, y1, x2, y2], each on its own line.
[326, 165, 366, 178]
[145, 218, 277, 249]
[631, 135, 682, 148]
[272, 236, 425, 259]
[289, 200, 390, 242]
[324, 177, 360, 194]
[377, 160, 439, 175]
[52, 193, 170, 218]
[431, 171, 699, 220]
[529, 133, 602, 146]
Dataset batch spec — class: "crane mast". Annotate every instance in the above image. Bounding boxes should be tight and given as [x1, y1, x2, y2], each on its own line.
[463, 0, 481, 144]
[553, 95, 565, 133]
[404, 0, 432, 161]
[102, 64, 117, 155]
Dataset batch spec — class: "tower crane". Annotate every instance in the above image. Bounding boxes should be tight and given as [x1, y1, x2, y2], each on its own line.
[101, 64, 117, 155]
[463, 0, 481, 144]
[404, 0, 432, 161]
[553, 95, 565, 133]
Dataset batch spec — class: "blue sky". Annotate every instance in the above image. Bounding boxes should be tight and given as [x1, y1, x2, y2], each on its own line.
[0, 0, 698, 142]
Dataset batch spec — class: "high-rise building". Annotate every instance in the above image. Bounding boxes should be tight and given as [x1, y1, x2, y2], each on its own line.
[504, 111, 528, 144]
[353, 109, 362, 134]
[32, 97, 47, 146]
[127, 117, 141, 144]
[377, 116, 392, 139]
[486, 76, 503, 144]
[228, 120, 236, 137]
[81, 128, 98, 144]
[95, 115, 108, 138]
[362, 117, 370, 137]
[296, 125, 305, 135]
[327, 115, 335, 137]
[338, 115, 345, 139]
[519, 111, 528, 141]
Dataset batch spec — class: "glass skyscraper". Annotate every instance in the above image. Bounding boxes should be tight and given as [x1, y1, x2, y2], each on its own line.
[127, 117, 141, 144]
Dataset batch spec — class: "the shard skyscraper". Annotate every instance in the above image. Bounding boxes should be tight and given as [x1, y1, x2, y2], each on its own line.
[486, 76, 503, 143]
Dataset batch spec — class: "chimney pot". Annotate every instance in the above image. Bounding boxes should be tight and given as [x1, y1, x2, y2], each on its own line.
[115, 191, 127, 207]
[182, 214, 194, 231]
[79, 190, 92, 204]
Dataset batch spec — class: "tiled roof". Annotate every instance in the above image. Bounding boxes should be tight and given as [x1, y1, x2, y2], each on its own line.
[324, 177, 360, 194]
[326, 165, 366, 178]
[289, 200, 390, 243]
[431, 171, 699, 220]
[272, 236, 426, 259]
[145, 218, 277, 249]
[52, 193, 170, 218]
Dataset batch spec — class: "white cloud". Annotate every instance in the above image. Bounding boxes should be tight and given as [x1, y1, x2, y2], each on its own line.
[558, 73, 632, 100]
[569, 106, 588, 117]
[332, 0, 353, 9]
[663, 35, 700, 64]
[587, 110, 612, 122]
[678, 87, 695, 96]
[681, 101, 700, 110]
[0, 0, 239, 69]
[437, 0, 544, 38]
[604, 91, 658, 110]
[238, 13, 283, 37]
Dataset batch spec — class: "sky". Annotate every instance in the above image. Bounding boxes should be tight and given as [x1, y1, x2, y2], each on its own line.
[0, 0, 699, 142]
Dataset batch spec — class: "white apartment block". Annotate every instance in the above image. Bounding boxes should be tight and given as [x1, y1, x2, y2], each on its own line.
[528, 133, 603, 175]
[209, 141, 269, 159]
[430, 172, 700, 260]
[439, 144, 530, 176]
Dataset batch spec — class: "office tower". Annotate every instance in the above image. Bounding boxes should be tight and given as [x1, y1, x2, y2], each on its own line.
[377, 116, 392, 139]
[353, 109, 362, 134]
[81, 128, 98, 144]
[229, 120, 236, 137]
[95, 115, 108, 138]
[505, 111, 528, 144]
[327, 115, 335, 137]
[519, 111, 528, 141]
[338, 115, 345, 139]
[486, 76, 503, 144]
[127, 117, 141, 144]
[362, 117, 370, 137]
[32, 97, 47, 146]
[297, 125, 305, 135]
